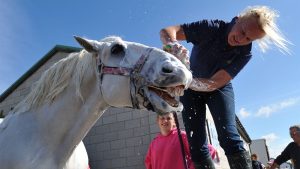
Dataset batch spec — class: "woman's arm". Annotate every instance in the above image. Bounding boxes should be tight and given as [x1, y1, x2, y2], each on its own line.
[160, 25, 186, 44]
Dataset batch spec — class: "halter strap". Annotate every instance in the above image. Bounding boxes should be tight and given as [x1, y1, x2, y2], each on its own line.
[102, 67, 131, 76]
[130, 48, 153, 109]
[96, 48, 153, 108]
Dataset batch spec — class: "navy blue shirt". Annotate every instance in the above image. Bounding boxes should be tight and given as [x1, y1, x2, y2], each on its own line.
[181, 18, 252, 79]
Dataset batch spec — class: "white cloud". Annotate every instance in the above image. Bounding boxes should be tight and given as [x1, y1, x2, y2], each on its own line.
[255, 106, 273, 117]
[279, 98, 298, 107]
[261, 133, 294, 158]
[268, 141, 288, 158]
[262, 133, 278, 144]
[267, 139, 292, 158]
[238, 107, 251, 119]
[254, 97, 300, 117]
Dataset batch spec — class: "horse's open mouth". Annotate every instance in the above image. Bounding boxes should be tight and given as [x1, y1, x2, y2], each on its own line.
[148, 85, 185, 107]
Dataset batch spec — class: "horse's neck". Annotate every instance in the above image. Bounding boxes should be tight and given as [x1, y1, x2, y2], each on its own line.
[33, 79, 108, 166]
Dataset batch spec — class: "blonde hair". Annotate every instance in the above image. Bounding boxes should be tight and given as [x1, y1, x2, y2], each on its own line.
[239, 6, 291, 54]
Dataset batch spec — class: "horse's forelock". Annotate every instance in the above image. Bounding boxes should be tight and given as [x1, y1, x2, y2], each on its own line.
[99, 36, 123, 43]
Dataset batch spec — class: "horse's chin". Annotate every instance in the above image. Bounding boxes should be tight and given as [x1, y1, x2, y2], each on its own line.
[143, 87, 184, 115]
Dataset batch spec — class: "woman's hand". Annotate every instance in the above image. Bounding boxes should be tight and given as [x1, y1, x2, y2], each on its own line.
[163, 42, 190, 69]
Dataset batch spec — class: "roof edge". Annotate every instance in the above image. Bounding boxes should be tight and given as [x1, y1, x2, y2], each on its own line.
[236, 115, 252, 143]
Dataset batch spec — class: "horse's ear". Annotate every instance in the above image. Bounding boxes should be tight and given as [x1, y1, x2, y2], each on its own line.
[74, 36, 98, 53]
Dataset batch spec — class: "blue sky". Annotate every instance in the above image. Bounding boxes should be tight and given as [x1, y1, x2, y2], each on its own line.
[0, 0, 299, 158]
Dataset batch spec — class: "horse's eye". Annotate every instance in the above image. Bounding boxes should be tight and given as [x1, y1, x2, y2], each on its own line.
[111, 44, 125, 55]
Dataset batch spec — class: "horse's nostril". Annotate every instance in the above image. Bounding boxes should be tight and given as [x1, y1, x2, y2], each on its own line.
[162, 66, 174, 74]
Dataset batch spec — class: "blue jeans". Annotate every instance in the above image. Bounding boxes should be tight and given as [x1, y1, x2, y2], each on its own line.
[181, 83, 245, 163]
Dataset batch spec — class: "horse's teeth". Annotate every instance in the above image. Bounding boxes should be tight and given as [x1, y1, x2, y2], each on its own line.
[150, 86, 184, 97]
[180, 89, 184, 96]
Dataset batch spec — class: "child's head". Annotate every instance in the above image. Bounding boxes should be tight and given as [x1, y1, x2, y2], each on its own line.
[156, 112, 176, 136]
[251, 153, 258, 160]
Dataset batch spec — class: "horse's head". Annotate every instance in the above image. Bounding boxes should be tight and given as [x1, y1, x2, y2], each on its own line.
[75, 36, 192, 114]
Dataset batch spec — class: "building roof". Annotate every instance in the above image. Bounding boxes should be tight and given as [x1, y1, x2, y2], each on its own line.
[236, 115, 252, 143]
[0, 45, 81, 102]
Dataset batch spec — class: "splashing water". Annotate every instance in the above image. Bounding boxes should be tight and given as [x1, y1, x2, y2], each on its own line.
[189, 79, 211, 91]
[216, 88, 235, 102]
[190, 131, 193, 137]
[190, 75, 236, 102]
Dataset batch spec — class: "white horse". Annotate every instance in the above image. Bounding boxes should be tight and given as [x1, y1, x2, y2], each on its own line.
[65, 141, 89, 169]
[0, 36, 192, 169]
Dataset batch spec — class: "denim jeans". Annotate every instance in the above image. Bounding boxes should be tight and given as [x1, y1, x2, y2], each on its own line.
[181, 83, 245, 163]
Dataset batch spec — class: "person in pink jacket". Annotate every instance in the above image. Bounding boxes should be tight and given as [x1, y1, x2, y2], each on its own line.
[145, 112, 195, 169]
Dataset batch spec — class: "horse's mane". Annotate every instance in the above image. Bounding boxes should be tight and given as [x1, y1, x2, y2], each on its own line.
[12, 36, 124, 114]
[13, 50, 96, 113]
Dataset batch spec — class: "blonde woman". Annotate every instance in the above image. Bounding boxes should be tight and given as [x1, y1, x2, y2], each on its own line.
[160, 6, 290, 169]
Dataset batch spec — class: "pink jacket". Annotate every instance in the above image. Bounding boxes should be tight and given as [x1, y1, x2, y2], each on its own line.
[145, 129, 195, 169]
